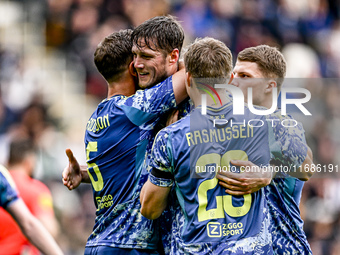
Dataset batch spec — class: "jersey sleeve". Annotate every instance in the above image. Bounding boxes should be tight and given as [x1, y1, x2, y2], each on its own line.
[153, 97, 192, 134]
[148, 129, 174, 188]
[177, 98, 193, 119]
[118, 76, 177, 126]
[0, 165, 19, 209]
[267, 113, 308, 170]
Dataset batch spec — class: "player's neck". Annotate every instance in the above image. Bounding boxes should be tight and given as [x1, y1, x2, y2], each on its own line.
[193, 90, 231, 108]
[107, 80, 136, 98]
[261, 94, 278, 110]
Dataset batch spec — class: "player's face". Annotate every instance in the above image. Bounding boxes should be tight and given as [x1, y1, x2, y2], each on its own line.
[231, 60, 267, 107]
[132, 39, 172, 89]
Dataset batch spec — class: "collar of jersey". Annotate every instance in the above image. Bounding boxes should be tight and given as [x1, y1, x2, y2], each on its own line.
[196, 100, 233, 112]
[102, 94, 126, 103]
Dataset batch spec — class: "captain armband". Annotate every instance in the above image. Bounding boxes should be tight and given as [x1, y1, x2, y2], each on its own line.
[149, 168, 173, 187]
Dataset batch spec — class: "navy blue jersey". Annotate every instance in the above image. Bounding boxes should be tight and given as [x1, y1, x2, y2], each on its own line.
[0, 165, 18, 209]
[84, 76, 177, 249]
[153, 95, 311, 254]
[265, 112, 312, 254]
[149, 102, 275, 254]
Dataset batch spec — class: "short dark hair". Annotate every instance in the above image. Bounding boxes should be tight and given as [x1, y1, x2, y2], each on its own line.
[94, 29, 133, 83]
[131, 15, 184, 56]
[237, 45, 286, 88]
[8, 138, 35, 165]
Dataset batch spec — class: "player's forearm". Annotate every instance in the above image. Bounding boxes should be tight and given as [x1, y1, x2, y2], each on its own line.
[80, 164, 91, 183]
[22, 216, 63, 255]
[217, 160, 272, 195]
[172, 69, 188, 105]
[38, 214, 60, 239]
[140, 180, 170, 220]
[8, 200, 64, 255]
[289, 146, 314, 181]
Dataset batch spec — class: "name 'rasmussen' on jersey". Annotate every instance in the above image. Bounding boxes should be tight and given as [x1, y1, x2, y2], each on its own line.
[148, 102, 277, 254]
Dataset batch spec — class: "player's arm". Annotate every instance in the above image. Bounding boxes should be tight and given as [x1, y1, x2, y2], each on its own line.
[140, 128, 174, 219]
[120, 68, 187, 125]
[270, 115, 313, 181]
[1, 167, 62, 254]
[172, 68, 188, 105]
[140, 179, 171, 220]
[6, 198, 64, 255]
[171, 58, 187, 104]
[289, 146, 314, 181]
[217, 160, 272, 196]
[62, 148, 90, 191]
[217, 118, 313, 195]
[217, 147, 313, 195]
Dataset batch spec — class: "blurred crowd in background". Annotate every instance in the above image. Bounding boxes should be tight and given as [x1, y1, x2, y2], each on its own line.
[0, 0, 340, 254]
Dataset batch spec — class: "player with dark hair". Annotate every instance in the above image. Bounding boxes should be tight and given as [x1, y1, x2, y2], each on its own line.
[63, 25, 187, 254]
[131, 15, 185, 89]
[63, 15, 190, 254]
[131, 15, 190, 134]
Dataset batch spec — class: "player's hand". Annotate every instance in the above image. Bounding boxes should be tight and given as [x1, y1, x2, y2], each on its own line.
[216, 160, 272, 195]
[166, 109, 179, 126]
[62, 148, 82, 190]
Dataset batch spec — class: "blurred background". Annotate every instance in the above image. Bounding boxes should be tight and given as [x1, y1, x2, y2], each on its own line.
[0, 0, 339, 254]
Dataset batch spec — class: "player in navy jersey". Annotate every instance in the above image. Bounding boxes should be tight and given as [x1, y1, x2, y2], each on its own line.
[131, 15, 192, 137]
[63, 25, 188, 254]
[63, 16, 190, 255]
[0, 165, 64, 255]
[140, 37, 279, 254]
[217, 45, 313, 254]
[131, 16, 191, 254]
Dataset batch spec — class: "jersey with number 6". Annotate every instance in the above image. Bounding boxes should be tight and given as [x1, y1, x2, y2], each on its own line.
[84, 76, 177, 250]
[149, 103, 275, 254]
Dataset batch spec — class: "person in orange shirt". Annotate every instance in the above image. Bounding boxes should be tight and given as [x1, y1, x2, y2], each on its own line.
[0, 138, 60, 255]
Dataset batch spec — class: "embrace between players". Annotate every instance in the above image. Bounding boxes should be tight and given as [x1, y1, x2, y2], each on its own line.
[62, 15, 314, 255]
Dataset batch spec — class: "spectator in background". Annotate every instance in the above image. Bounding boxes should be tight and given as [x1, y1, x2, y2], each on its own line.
[0, 138, 60, 255]
[122, 0, 170, 27]
[0, 94, 18, 135]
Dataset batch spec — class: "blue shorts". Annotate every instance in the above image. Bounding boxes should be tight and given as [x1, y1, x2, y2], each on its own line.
[84, 246, 159, 255]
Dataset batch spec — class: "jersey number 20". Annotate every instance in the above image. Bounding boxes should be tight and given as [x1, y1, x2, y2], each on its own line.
[197, 150, 251, 222]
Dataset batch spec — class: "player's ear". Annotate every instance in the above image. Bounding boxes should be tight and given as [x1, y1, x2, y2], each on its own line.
[185, 72, 192, 87]
[185, 72, 192, 98]
[129, 61, 137, 77]
[169, 49, 180, 64]
[265, 79, 277, 93]
[228, 72, 234, 84]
